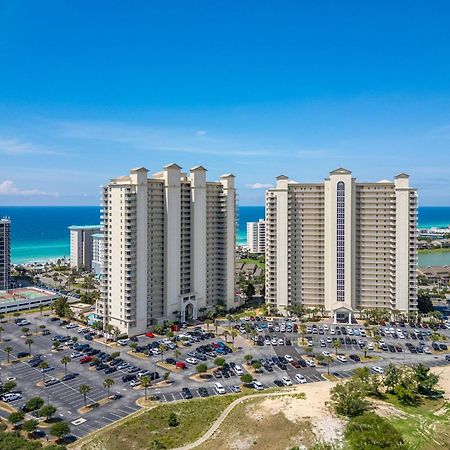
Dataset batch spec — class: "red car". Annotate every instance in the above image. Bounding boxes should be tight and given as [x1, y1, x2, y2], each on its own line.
[80, 356, 93, 364]
[175, 361, 187, 369]
[145, 332, 155, 338]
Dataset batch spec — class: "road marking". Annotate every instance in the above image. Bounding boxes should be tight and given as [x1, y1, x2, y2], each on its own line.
[71, 417, 86, 426]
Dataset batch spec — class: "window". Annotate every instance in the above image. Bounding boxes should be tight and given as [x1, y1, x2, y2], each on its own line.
[336, 181, 345, 302]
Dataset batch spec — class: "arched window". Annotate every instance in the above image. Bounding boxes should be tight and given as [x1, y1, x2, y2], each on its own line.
[336, 182, 345, 302]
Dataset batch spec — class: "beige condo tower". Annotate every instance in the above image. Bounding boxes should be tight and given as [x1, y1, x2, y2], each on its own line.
[98, 163, 236, 336]
[265, 168, 418, 323]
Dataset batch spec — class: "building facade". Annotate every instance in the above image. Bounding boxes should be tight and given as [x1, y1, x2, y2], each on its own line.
[91, 233, 104, 276]
[98, 164, 237, 336]
[265, 168, 418, 322]
[69, 225, 102, 271]
[247, 219, 266, 253]
[0, 218, 11, 291]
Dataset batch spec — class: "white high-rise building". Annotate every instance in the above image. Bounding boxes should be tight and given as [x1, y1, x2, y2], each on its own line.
[0, 218, 11, 291]
[91, 233, 104, 276]
[265, 168, 418, 323]
[247, 219, 266, 253]
[98, 164, 237, 336]
[69, 225, 102, 271]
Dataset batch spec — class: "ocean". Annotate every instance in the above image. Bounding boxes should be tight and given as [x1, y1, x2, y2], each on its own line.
[1, 205, 450, 266]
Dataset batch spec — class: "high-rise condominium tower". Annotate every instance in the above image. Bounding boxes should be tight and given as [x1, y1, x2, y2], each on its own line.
[0, 217, 11, 291]
[247, 219, 266, 253]
[69, 225, 102, 271]
[265, 168, 417, 323]
[98, 164, 236, 336]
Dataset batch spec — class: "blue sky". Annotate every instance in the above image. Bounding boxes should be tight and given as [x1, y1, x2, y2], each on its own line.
[1, 0, 450, 205]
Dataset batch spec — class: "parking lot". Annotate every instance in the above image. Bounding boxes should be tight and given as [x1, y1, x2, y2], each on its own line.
[1, 313, 449, 442]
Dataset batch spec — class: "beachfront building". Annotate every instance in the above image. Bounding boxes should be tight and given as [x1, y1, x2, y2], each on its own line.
[265, 168, 418, 322]
[91, 233, 104, 276]
[69, 225, 102, 271]
[0, 217, 11, 291]
[247, 219, 266, 253]
[98, 164, 237, 336]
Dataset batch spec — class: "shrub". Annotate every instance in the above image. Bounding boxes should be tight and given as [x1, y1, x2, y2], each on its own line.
[167, 412, 179, 427]
[329, 379, 369, 417]
[345, 412, 407, 449]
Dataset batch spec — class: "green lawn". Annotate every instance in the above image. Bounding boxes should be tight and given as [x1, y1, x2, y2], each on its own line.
[418, 247, 450, 254]
[385, 395, 450, 450]
[239, 258, 265, 269]
[80, 395, 240, 450]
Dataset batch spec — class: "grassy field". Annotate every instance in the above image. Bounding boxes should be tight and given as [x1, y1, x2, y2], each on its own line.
[386, 395, 450, 450]
[80, 395, 240, 450]
[239, 258, 265, 269]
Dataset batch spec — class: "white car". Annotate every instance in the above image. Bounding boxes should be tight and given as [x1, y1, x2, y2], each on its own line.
[322, 351, 331, 357]
[323, 325, 329, 331]
[278, 338, 284, 345]
[66, 323, 77, 329]
[130, 379, 141, 387]
[230, 385, 241, 393]
[423, 347, 431, 354]
[186, 357, 198, 365]
[70, 351, 82, 358]
[330, 328, 336, 335]
[271, 339, 278, 346]
[264, 339, 271, 346]
[252, 380, 264, 391]
[295, 374, 307, 384]
[2, 393, 22, 402]
[307, 340, 313, 347]
[118, 339, 129, 346]
[367, 343, 374, 350]
[233, 365, 244, 376]
[372, 366, 384, 374]
[305, 360, 316, 367]
[337, 355, 347, 363]
[274, 326, 280, 332]
[214, 382, 226, 394]
[281, 376, 292, 386]
[326, 337, 332, 343]
[284, 355, 293, 363]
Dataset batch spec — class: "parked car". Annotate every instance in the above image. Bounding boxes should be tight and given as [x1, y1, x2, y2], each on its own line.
[295, 374, 307, 384]
[214, 382, 226, 394]
[181, 387, 193, 399]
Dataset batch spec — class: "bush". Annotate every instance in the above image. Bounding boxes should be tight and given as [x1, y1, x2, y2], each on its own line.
[8, 411, 24, 425]
[50, 421, 70, 440]
[167, 412, 179, 427]
[214, 357, 225, 367]
[196, 363, 208, 374]
[345, 412, 407, 449]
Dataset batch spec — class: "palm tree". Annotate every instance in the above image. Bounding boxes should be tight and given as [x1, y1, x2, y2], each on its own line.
[79, 384, 91, 407]
[52, 341, 61, 351]
[140, 376, 151, 400]
[61, 356, 71, 376]
[230, 329, 237, 345]
[159, 343, 165, 361]
[299, 324, 307, 344]
[25, 338, 33, 354]
[4, 346, 13, 363]
[38, 361, 49, 382]
[174, 349, 181, 360]
[325, 355, 333, 375]
[332, 339, 341, 355]
[129, 342, 138, 353]
[0, 326, 4, 341]
[103, 378, 115, 397]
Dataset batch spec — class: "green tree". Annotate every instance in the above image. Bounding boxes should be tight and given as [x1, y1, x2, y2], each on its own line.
[244, 354, 253, 364]
[345, 412, 407, 450]
[140, 375, 151, 400]
[414, 363, 439, 395]
[129, 342, 138, 353]
[329, 379, 369, 417]
[4, 346, 13, 363]
[25, 396, 44, 412]
[332, 339, 341, 355]
[25, 337, 33, 353]
[22, 419, 39, 435]
[38, 361, 49, 382]
[245, 283, 256, 300]
[50, 421, 71, 441]
[52, 340, 61, 351]
[240, 373, 253, 384]
[21, 326, 30, 335]
[79, 384, 91, 407]
[8, 411, 24, 426]
[2, 381, 17, 393]
[251, 360, 262, 370]
[214, 357, 225, 367]
[103, 378, 115, 397]
[196, 363, 208, 375]
[39, 404, 57, 421]
[61, 355, 71, 375]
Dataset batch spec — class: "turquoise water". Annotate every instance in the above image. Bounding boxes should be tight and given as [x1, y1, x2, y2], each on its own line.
[0, 205, 449, 266]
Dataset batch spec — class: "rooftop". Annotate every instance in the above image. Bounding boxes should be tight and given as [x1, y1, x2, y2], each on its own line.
[68, 225, 102, 230]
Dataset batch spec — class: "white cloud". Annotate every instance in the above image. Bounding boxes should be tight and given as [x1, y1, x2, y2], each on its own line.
[246, 183, 274, 189]
[0, 137, 63, 156]
[0, 180, 59, 197]
[196, 130, 207, 136]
